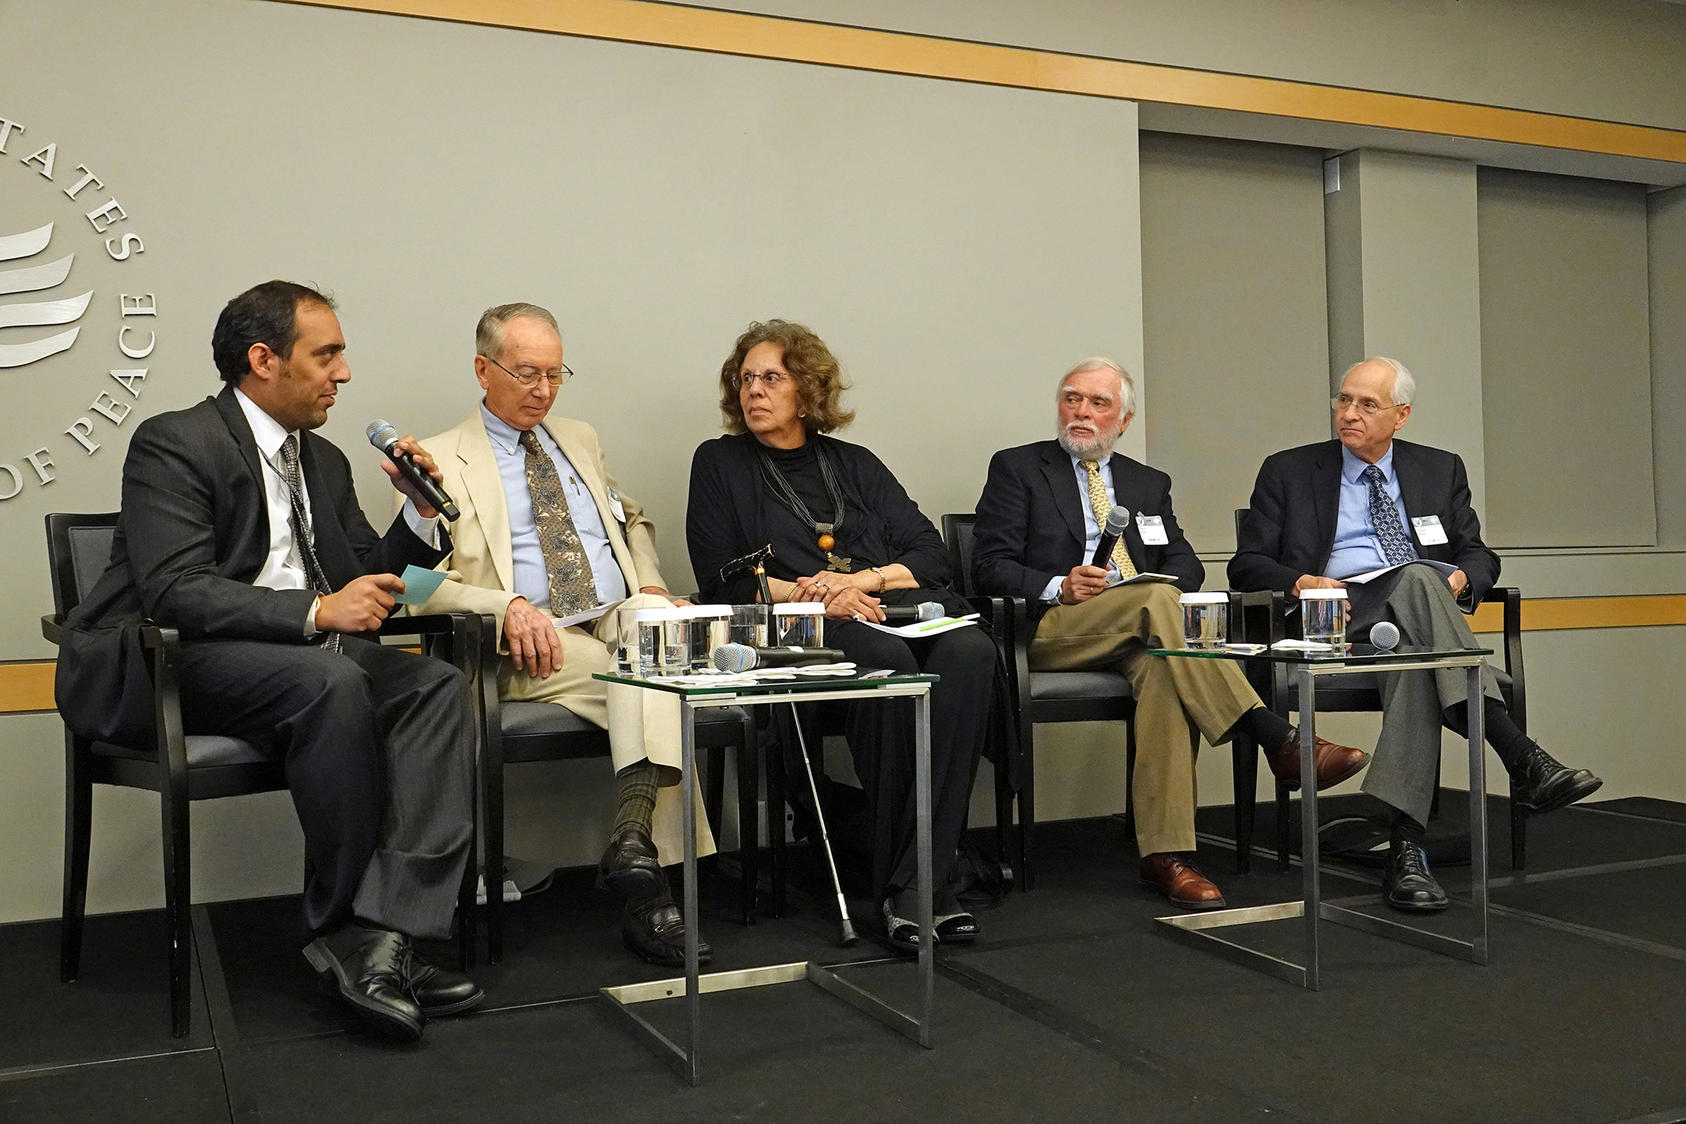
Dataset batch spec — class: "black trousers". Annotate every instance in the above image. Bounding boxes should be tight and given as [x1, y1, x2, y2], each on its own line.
[177, 634, 474, 941]
[820, 617, 996, 901]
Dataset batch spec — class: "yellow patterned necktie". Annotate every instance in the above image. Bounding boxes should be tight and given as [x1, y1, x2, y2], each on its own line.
[1081, 459, 1136, 578]
[519, 429, 598, 616]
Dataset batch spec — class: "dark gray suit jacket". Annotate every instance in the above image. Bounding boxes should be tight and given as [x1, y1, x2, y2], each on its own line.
[1227, 438, 1499, 610]
[972, 440, 1204, 622]
[57, 386, 447, 743]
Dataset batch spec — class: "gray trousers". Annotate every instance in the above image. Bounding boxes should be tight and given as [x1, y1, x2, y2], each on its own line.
[1345, 564, 1503, 825]
[179, 635, 475, 941]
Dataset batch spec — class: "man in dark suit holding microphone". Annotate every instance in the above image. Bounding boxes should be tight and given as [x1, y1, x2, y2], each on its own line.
[973, 358, 1368, 910]
[57, 280, 480, 1041]
[1230, 356, 1601, 910]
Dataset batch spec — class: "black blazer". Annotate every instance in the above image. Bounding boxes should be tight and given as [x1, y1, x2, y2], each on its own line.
[972, 440, 1204, 621]
[57, 386, 447, 742]
[1227, 438, 1499, 609]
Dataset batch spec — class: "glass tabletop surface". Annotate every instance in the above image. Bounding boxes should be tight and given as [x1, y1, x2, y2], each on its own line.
[594, 668, 940, 696]
[1149, 642, 1491, 665]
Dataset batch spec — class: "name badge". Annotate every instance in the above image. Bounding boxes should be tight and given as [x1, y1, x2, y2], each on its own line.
[1411, 515, 1448, 546]
[1136, 513, 1169, 546]
[607, 488, 628, 524]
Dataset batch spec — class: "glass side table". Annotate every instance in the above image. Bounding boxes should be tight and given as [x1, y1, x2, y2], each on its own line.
[592, 668, 939, 1085]
[1147, 643, 1493, 990]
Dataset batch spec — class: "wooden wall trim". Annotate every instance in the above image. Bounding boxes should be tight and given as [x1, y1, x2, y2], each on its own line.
[271, 0, 1686, 163]
[4, 596, 1682, 715]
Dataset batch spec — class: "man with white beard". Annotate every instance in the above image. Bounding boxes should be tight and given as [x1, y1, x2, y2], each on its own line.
[972, 358, 1371, 909]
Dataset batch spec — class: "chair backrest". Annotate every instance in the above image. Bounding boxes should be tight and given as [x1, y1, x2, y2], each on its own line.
[941, 513, 979, 597]
[45, 512, 119, 618]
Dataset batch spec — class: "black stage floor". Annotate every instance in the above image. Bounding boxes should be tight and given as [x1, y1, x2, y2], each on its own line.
[4, 794, 1685, 1122]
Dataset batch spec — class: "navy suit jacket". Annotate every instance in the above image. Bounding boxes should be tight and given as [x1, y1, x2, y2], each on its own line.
[972, 440, 1204, 622]
[1227, 438, 1499, 610]
[58, 386, 447, 742]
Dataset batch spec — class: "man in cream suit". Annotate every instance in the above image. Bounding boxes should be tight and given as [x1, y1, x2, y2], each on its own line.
[413, 302, 712, 966]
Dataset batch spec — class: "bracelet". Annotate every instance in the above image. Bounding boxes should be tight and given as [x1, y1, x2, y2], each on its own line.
[786, 582, 802, 602]
[870, 566, 886, 593]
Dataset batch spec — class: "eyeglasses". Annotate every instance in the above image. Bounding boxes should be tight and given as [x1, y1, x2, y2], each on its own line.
[485, 354, 574, 388]
[733, 370, 789, 391]
[1331, 393, 1404, 416]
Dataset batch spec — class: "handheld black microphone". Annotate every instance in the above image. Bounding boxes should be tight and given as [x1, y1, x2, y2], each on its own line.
[1091, 507, 1131, 569]
[1369, 621, 1400, 651]
[879, 601, 944, 624]
[711, 644, 847, 673]
[367, 419, 459, 521]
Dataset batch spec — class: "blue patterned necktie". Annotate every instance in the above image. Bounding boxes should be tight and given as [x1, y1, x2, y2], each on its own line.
[1362, 463, 1417, 566]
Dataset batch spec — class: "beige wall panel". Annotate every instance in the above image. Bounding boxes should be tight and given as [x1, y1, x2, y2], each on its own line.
[1651, 185, 1686, 550]
[1478, 169, 1654, 547]
[684, 0, 1686, 132]
[1139, 133, 1331, 557]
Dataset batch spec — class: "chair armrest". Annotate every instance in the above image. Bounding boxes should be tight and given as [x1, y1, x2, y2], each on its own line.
[959, 595, 1009, 631]
[1228, 589, 1285, 645]
[1478, 585, 1525, 732]
[41, 614, 64, 646]
[378, 610, 482, 671]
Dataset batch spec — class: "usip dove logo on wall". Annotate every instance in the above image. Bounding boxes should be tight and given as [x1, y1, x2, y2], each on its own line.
[0, 112, 158, 503]
[0, 222, 92, 369]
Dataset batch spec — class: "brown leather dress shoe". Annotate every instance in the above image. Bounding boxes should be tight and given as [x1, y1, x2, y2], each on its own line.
[1139, 853, 1226, 910]
[1266, 729, 1369, 792]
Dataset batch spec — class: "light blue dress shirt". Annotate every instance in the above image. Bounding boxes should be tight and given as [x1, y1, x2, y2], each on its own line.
[481, 405, 627, 611]
[1326, 444, 1411, 579]
[1039, 453, 1121, 603]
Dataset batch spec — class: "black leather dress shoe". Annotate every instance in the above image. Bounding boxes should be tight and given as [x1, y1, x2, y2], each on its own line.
[402, 953, 484, 1018]
[1510, 746, 1603, 814]
[303, 925, 425, 1041]
[623, 893, 712, 968]
[597, 827, 665, 904]
[1383, 841, 1449, 912]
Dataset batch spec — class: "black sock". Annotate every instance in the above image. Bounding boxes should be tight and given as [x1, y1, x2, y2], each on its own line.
[1233, 705, 1293, 748]
[1391, 812, 1426, 847]
[1443, 698, 1535, 773]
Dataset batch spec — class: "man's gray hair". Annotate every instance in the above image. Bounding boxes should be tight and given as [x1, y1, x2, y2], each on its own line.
[476, 302, 560, 359]
[1346, 356, 1416, 406]
[1058, 356, 1137, 416]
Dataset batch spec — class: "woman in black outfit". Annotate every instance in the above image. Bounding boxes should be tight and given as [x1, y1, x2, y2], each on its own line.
[686, 319, 998, 948]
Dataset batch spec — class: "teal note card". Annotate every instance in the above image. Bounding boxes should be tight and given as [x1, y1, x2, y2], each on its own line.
[394, 564, 446, 606]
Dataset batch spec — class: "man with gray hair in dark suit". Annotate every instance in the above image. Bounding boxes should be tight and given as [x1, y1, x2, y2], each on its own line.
[58, 280, 481, 1041]
[1231, 356, 1602, 911]
[974, 357, 1369, 912]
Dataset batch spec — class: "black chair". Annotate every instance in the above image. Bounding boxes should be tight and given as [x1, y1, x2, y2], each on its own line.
[1231, 508, 1531, 869]
[943, 514, 1265, 889]
[470, 620, 762, 964]
[42, 512, 480, 1038]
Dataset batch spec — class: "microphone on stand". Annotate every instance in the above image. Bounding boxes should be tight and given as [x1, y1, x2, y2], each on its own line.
[1369, 621, 1401, 651]
[879, 601, 945, 624]
[711, 644, 846, 673]
[366, 419, 459, 521]
[1091, 507, 1131, 569]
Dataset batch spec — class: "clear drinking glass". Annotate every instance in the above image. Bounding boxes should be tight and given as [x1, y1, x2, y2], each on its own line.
[728, 604, 770, 648]
[1179, 592, 1229, 649]
[772, 602, 826, 647]
[1299, 588, 1349, 648]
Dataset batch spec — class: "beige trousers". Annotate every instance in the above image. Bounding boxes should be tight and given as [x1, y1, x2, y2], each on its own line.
[500, 592, 716, 862]
[1030, 583, 1260, 854]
